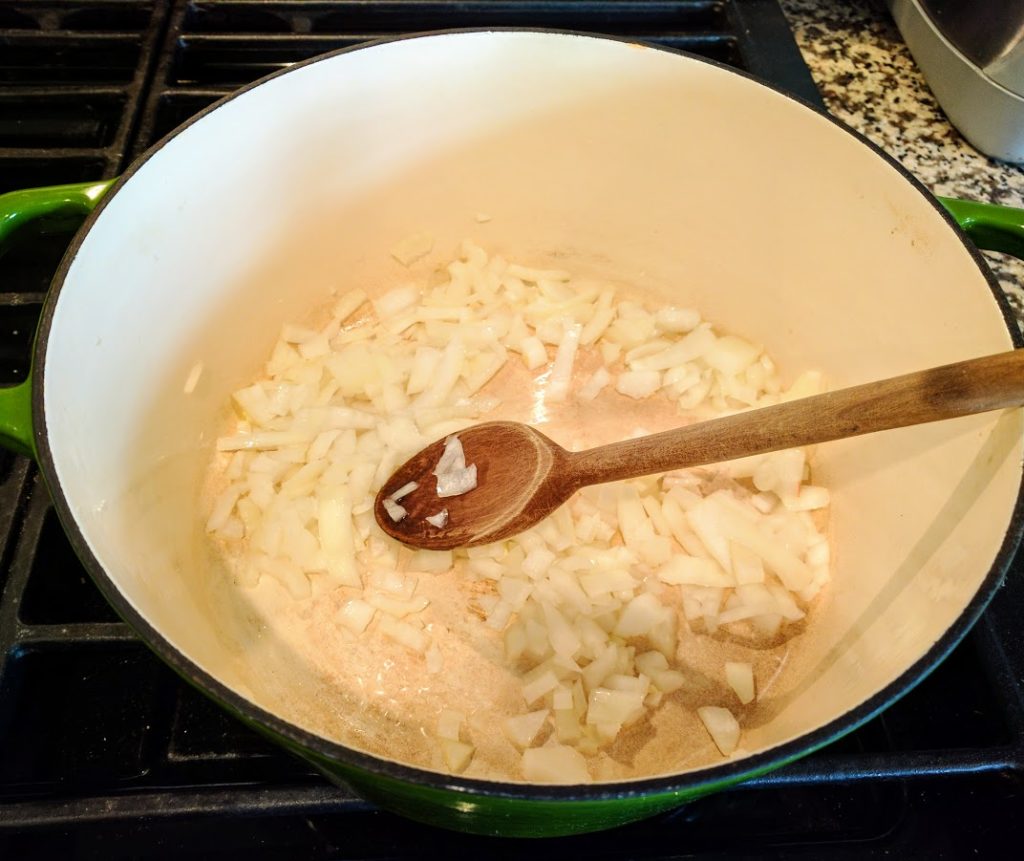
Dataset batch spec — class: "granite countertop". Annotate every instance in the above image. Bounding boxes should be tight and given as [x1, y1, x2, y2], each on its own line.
[779, 0, 1024, 330]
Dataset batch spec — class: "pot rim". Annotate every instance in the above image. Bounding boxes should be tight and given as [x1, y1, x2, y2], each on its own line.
[32, 28, 1024, 802]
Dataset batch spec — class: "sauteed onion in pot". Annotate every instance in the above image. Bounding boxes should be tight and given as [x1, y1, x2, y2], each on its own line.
[204, 239, 831, 783]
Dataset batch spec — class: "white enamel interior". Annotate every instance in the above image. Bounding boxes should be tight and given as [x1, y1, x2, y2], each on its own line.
[42, 32, 1022, 780]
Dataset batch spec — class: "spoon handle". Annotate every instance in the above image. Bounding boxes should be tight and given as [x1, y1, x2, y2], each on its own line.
[568, 348, 1024, 488]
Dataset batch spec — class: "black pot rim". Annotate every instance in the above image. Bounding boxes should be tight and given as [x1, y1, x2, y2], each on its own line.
[32, 28, 1024, 803]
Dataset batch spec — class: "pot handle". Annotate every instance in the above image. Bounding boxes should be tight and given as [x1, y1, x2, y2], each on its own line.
[939, 197, 1024, 260]
[0, 180, 115, 457]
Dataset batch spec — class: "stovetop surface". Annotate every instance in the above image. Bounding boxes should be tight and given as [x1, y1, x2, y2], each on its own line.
[1, 2, 1022, 858]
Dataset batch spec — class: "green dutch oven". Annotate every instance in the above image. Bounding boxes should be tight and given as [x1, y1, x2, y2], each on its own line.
[1, 31, 1023, 837]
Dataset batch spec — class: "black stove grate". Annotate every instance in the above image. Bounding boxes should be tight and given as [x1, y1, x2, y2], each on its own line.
[2, 2, 1023, 858]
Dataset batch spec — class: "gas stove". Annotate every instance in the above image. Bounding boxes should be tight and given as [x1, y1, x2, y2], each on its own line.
[1, 2, 1023, 857]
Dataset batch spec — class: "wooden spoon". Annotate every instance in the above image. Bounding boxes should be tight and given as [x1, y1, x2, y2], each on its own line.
[375, 349, 1024, 550]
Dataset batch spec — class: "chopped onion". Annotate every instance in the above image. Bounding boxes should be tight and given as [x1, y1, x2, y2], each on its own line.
[437, 709, 465, 741]
[390, 481, 418, 501]
[586, 687, 644, 727]
[382, 498, 407, 522]
[615, 370, 662, 399]
[521, 745, 590, 783]
[338, 599, 375, 634]
[207, 238, 832, 783]
[425, 509, 449, 528]
[657, 556, 732, 587]
[655, 306, 701, 333]
[504, 710, 549, 748]
[522, 670, 560, 705]
[547, 323, 582, 402]
[697, 706, 741, 755]
[613, 593, 664, 637]
[520, 335, 549, 370]
[725, 662, 755, 704]
[440, 739, 474, 772]
[432, 435, 478, 498]
[435, 464, 477, 498]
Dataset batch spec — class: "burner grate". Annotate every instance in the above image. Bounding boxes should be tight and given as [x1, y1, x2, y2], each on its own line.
[131, 0, 822, 158]
[0, 2, 171, 193]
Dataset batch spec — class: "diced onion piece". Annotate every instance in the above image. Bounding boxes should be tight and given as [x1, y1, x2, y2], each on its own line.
[703, 493, 812, 591]
[505, 623, 528, 662]
[685, 498, 733, 574]
[616, 370, 662, 399]
[731, 543, 766, 585]
[432, 434, 478, 498]
[655, 306, 701, 333]
[382, 498, 407, 522]
[547, 323, 582, 402]
[754, 449, 805, 498]
[441, 739, 474, 772]
[579, 568, 636, 599]
[784, 485, 830, 511]
[435, 464, 477, 498]
[586, 687, 644, 727]
[318, 490, 360, 587]
[207, 483, 243, 533]
[390, 481, 418, 501]
[541, 602, 582, 658]
[521, 745, 590, 783]
[781, 370, 824, 402]
[725, 662, 755, 704]
[425, 509, 449, 528]
[407, 346, 442, 395]
[651, 669, 686, 694]
[657, 555, 733, 587]
[629, 325, 715, 371]
[504, 710, 549, 748]
[338, 599, 375, 634]
[552, 686, 574, 711]
[437, 709, 465, 741]
[414, 338, 465, 408]
[522, 546, 556, 579]
[332, 287, 367, 322]
[579, 367, 611, 401]
[766, 582, 805, 621]
[697, 705, 741, 755]
[522, 670, 560, 705]
[520, 336, 549, 370]
[702, 335, 760, 375]
[554, 709, 582, 743]
[433, 435, 466, 475]
[635, 651, 669, 676]
[647, 606, 678, 661]
[613, 593, 664, 638]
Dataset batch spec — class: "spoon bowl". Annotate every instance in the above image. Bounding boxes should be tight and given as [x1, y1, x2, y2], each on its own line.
[376, 421, 573, 549]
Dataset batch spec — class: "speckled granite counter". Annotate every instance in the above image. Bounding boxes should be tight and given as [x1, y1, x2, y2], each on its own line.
[779, 0, 1024, 330]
